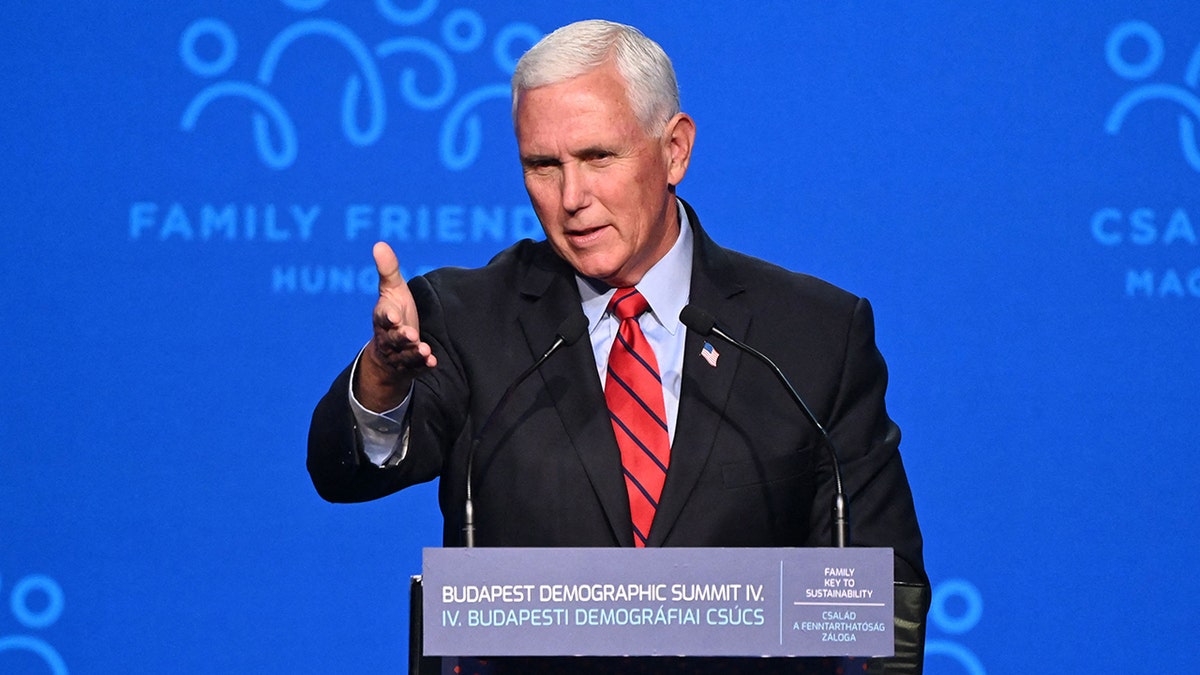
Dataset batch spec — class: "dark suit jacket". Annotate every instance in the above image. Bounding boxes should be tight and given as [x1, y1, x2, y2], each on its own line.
[309, 202, 924, 587]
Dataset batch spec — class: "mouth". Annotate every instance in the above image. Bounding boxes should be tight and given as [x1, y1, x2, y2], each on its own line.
[564, 224, 609, 246]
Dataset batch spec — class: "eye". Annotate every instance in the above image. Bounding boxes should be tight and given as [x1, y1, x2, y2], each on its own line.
[522, 157, 561, 174]
[586, 150, 615, 164]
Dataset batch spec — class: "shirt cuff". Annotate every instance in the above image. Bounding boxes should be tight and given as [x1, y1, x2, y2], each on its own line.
[348, 346, 412, 466]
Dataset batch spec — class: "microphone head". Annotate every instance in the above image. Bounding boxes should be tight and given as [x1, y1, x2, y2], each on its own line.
[556, 313, 590, 346]
[679, 304, 716, 336]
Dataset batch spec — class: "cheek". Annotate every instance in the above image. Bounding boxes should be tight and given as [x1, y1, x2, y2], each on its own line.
[524, 191, 560, 225]
[524, 176, 558, 203]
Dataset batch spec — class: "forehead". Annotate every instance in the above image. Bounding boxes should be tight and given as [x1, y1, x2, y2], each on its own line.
[514, 64, 645, 152]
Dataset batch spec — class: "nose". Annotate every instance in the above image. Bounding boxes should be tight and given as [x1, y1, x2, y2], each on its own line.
[560, 163, 589, 215]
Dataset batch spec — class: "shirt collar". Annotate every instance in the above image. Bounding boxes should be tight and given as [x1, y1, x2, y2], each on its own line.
[578, 199, 694, 336]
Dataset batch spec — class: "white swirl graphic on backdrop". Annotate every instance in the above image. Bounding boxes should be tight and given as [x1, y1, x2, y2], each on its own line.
[924, 578, 985, 675]
[180, 0, 540, 170]
[0, 572, 69, 674]
[1105, 20, 1200, 172]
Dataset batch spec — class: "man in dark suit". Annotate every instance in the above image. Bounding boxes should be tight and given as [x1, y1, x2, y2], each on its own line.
[309, 18, 927, 673]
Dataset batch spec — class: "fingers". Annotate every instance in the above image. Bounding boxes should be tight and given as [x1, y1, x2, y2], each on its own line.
[373, 295, 408, 330]
[358, 329, 436, 411]
[372, 313, 419, 346]
[368, 316, 438, 381]
[374, 329, 438, 367]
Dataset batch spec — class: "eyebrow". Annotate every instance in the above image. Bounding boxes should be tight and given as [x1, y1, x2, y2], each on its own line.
[521, 145, 617, 166]
[575, 145, 614, 160]
[520, 153, 560, 167]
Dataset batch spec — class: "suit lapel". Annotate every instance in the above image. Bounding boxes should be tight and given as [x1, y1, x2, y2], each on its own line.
[516, 247, 633, 546]
[647, 208, 749, 546]
[511, 207, 750, 548]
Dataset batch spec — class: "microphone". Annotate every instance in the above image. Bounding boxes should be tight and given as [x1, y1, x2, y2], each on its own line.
[679, 305, 851, 548]
[463, 313, 589, 547]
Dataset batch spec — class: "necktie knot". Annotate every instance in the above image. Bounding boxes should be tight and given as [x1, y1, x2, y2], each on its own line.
[609, 288, 649, 322]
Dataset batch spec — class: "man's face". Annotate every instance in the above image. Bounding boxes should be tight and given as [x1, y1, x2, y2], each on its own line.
[514, 62, 693, 288]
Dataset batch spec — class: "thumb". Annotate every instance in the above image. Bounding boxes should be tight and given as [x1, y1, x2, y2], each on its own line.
[373, 241, 406, 292]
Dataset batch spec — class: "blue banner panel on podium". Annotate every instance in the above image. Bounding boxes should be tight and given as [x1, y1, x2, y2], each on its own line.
[422, 547, 893, 658]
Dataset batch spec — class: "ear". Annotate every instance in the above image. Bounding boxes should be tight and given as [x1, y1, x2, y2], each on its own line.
[662, 112, 696, 187]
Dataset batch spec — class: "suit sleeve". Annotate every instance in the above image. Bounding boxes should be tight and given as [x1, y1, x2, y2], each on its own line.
[306, 276, 466, 504]
[306, 362, 441, 502]
[805, 297, 927, 587]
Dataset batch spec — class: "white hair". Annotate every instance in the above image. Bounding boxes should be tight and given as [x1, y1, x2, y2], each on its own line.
[511, 19, 680, 136]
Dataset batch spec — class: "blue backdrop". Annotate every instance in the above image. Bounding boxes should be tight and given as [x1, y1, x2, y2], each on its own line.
[3, 1, 1197, 673]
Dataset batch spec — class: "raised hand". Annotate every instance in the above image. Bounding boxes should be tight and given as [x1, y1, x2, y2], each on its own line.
[354, 242, 438, 412]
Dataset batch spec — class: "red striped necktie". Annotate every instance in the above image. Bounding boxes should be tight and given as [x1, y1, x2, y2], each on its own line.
[604, 288, 670, 547]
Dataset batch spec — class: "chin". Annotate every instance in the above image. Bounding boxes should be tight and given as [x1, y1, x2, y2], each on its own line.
[566, 256, 620, 284]
[577, 269, 617, 285]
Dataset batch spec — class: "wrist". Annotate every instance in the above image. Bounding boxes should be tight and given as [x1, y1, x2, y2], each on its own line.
[355, 342, 413, 412]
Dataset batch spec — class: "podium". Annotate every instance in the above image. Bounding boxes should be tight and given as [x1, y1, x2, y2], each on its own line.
[409, 548, 929, 674]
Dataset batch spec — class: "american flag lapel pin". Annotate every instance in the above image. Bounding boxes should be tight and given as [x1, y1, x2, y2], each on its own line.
[700, 341, 720, 367]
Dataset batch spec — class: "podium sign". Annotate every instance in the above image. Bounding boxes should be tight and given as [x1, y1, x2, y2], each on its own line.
[422, 547, 893, 658]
